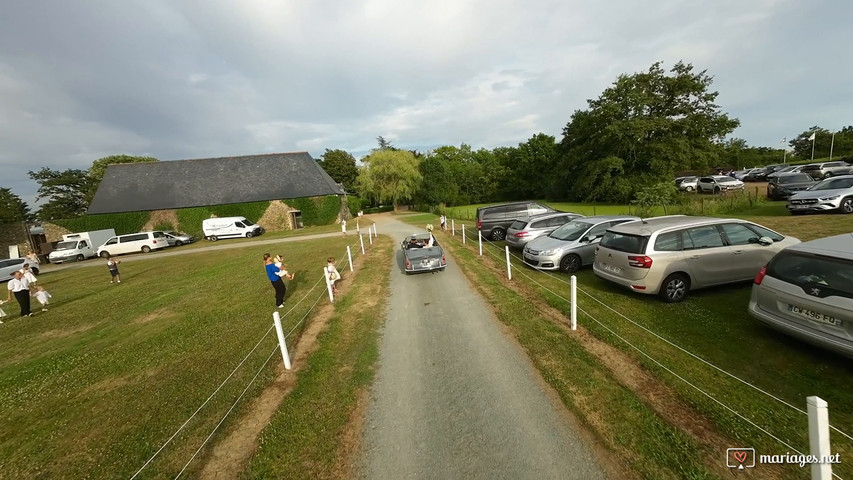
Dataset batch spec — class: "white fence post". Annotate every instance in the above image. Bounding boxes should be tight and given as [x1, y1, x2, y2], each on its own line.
[452, 219, 455, 236]
[359, 234, 365, 255]
[324, 269, 335, 302]
[372, 223, 377, 235]
[570, 275, 577, 330]
[479, 230, 482, 256]
[347, 246, 353, 272]
[462, 225, 466, 244]
[368, 228, 373, 245]
[356, 219, 360, 233]
[505, 245, 512, 280]
[272, 311, 292, 370]
[807, 396, 833, 480]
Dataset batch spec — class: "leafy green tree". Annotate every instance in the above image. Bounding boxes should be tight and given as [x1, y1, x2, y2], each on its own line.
[555, 61, 740, 202]
[416, 154, 455, 206]
[0, 188, 31, 223]
[88, 155, 158, 203]
[319, 149, 358, 193]
[375, 136, 396, 151]
[790, 126, 853, 160]
[504, 133, 558, 200]
[28, 168, 94, 220]
[357, 150, 421, 210]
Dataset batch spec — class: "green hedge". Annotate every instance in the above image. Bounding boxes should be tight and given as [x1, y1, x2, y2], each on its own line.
[177, 201, 271, 238]
[346, 195, 362, 216]
[285, 196, 341, 226]
[53, 212, 149, 236]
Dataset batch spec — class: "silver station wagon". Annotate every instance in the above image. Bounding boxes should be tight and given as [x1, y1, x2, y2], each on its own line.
[748, 234, 853, 358]
[505, 212, 582, 250]
[593, 216, 800, 302]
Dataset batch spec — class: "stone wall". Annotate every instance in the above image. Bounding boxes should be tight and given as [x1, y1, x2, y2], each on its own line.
[0, 223, 30, 259]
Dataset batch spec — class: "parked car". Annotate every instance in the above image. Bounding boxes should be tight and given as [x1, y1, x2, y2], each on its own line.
[697, 176, 744, 193]
[766, 172, 817, 200]
[675, 176, 699, 192]
[786, 175, 853, 214]
[522, 215, 640, 273]
[505, 212, 583, 250]
[163, 231, 195, 247]
[800, 161, 853, 180]
[0, 258, 26, 282]
[96, 231, 170, 258]
[593, 216, 800, 302]
[748, 234, 853, 358]
[476, 201, 555, 241]
[732, 168, 762, 181]
[765, 165, 804, 181]
[744, 164, 785, 182]
[400, 233, 446, 274]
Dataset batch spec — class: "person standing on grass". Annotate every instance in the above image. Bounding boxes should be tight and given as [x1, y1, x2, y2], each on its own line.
[325, 257, 341, 295]
[264, 253, 294, 308]
[440, 214, 447, 232]
[107, 254, 121, 284]
[6, 271, 32, 317]
[26, 251, 41, 275]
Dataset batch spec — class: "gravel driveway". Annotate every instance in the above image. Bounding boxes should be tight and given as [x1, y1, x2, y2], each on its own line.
[358, 215, 606, 479]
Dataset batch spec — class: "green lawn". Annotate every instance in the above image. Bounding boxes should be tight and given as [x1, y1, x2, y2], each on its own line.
[401, 210, 853, 479]
[0, 233, 385, 478]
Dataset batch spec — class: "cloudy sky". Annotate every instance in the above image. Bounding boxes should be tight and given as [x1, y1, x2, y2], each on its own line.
[2, 0, 851, 206]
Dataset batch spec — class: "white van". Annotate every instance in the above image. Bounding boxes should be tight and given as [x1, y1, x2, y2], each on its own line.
[202, 217, 263, 241]
[96, 231, 170, 258]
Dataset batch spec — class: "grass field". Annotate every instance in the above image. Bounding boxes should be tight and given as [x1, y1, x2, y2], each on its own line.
[401, 210, 853, 479]
[0, 232, 386, 479]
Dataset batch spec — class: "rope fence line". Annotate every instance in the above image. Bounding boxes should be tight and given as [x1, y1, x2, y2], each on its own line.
[131, 235, 378, 479]
[441, 221, 852, 465]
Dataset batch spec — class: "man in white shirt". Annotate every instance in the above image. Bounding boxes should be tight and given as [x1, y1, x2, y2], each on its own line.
[6, 271, 32, 317]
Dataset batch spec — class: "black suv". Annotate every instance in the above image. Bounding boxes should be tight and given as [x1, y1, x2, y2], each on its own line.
[476, 202, 555, 241]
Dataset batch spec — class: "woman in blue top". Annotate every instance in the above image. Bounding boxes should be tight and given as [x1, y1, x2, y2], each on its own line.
[264, 253, 294, 308]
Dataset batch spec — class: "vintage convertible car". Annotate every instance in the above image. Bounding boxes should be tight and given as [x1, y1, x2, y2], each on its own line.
[401, 233, 446, 274]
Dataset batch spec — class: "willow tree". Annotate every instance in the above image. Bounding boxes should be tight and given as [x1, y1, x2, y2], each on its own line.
[356, 149, 422, 210]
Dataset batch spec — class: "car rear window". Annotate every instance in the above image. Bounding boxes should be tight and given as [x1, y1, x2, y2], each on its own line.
[600, 231, 648, 254]
[510, 220, 527, 229]
[767, 252, 853, 299]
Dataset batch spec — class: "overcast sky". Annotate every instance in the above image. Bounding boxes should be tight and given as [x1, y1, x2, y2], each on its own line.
[2, 0, 851, 206]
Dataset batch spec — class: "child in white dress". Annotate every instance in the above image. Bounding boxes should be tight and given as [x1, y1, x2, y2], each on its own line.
[0, 300, 7, 323]
[33, 286, 52, 311]
[326, 257, 341, 295]
[21, 264, 37, 284]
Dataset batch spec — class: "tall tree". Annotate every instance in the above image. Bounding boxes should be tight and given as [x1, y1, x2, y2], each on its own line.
[789, 126, 853, 160]
[88, 154, 159, 203]
[357, 150, 421, 210]
[555, 61, 739, 202]
[0, 188, 31, 223]
[375, 136, 396, 151]
[507, 133, 558, 200]
[28, 168, 93, 220]
[318, 149, 359, 194]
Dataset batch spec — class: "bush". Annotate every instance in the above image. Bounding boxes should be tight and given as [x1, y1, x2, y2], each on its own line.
[53, 212, 149, 235]
[632, 182, 679, 218]
[284, 196, 342, 226]
[345, 195, 362, 216]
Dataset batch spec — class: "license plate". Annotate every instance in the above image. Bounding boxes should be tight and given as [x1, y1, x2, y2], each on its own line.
[788, 304, 842, 326]
[600, 263, 622, 274]
[791, 204, 808, 210]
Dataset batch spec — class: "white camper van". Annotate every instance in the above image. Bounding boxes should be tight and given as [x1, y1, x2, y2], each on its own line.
[202, 217, 263, 241]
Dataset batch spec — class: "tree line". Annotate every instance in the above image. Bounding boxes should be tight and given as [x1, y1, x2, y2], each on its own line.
[4, 61, 853, 223]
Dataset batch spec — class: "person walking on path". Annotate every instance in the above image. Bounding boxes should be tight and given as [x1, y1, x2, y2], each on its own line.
[264, 253, 294, 308]
[107, 254, 121, 283]
[6, 271, 32, 317]
[341, 218, 347, 237]
[439, 214, 447, 232]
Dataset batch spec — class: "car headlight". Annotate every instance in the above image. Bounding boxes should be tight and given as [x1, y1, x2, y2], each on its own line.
[819, 195, 840, 201]
[541, 249, 559, 256]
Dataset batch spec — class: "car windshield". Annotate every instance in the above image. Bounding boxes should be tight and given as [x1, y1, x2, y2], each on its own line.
[808, 177, 853, 190]
[54, 241, 77, 251]
[717, 177, 738, 184]
[549, 221, 593, 241]
[243, 220, 255, 226]
[778, 174, 813, 184]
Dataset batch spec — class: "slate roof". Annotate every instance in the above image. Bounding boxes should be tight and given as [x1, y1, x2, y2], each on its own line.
[87, 152, 345, 214]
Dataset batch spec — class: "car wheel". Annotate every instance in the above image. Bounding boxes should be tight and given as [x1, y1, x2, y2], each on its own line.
[840, 197, 853, 214]
[714, 186, 721, 194]
[141, 245, 152, 253]
[76, 254, 85, 262]
[559, 254, 581, 273]
[824, 172, 833, 178]
[209, 236, 218, 242]
[175, 240, 184, 246]
[659, 273, 690, 303]
[246, 232, 254, 238]
[685, 186, 694, 192]
[100, 251, 110, 258]
[490, 229, 506, 241]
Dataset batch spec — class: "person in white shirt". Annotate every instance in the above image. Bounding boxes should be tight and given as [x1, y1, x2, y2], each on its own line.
[26, 252, 41, 275]
[33, 285, 52, 312]
[325, 257, 341, 295]
[6, 271, 32, 317]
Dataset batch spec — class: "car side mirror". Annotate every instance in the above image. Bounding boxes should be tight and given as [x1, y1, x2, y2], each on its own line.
[757, 236, 774, 246]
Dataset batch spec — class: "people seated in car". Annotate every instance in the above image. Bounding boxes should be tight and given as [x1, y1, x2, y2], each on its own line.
[408, 237, 422, 249]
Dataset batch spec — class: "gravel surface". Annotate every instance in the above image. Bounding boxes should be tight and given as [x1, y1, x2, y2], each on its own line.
[358, 216, 606, 480]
